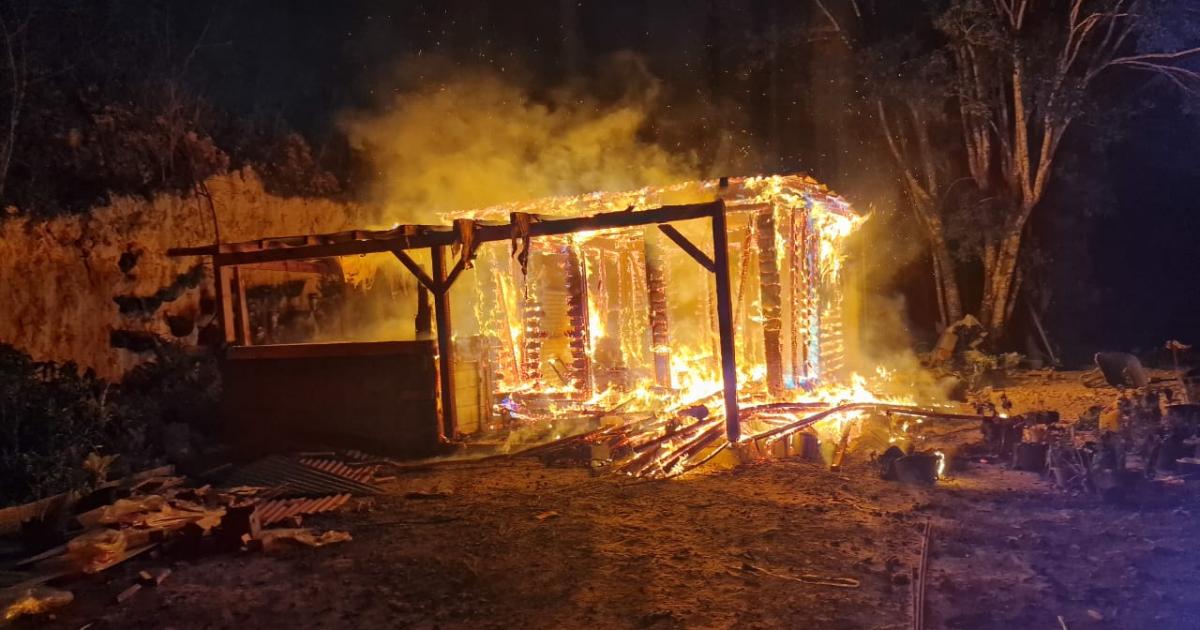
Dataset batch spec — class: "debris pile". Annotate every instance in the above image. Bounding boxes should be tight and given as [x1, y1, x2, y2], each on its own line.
[0, 452, 385, 622]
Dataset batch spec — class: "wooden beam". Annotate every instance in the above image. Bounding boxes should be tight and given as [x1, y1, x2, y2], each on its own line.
[431, 246, 457, 441]
[656, 224, 715, 273]
[188, 202, 725, 267]
[710, 201, 740, 442]
[389, 248, 437, 293]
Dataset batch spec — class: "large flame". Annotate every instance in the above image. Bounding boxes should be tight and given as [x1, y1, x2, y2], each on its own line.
[310, 174, 904, 476]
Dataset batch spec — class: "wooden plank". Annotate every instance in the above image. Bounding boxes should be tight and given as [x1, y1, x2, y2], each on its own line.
[217, 265, 235, 344]
[231, 267, 252, 346]
[656, 224, 715, 273]
[710, 201, 741, 442]
[431, 246, 457, 440]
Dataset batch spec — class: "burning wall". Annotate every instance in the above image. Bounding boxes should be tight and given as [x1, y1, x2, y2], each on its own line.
[440, 175, 865, 431]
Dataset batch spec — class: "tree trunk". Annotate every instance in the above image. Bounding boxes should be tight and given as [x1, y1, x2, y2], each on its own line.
[911, 196, 963, 328]
[929, 234, 962, 327]
[980, 227, 1023, 338]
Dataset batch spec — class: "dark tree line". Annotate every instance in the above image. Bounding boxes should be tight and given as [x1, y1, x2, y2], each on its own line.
[0, 0, 340, 217]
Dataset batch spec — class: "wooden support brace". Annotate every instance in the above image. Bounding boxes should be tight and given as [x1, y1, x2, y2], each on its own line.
[656, 224, 716, 273]
[442, 256, 469, 291]
[390, 248, 437, 293]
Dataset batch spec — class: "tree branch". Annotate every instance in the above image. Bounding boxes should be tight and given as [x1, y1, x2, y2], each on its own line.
[812, 0, 852, 46]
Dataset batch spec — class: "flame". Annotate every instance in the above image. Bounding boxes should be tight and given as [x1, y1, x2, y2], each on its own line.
[325, 174, 903, 475]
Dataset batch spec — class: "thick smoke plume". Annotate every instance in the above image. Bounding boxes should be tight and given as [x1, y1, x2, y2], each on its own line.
[339, 57, 699, 224]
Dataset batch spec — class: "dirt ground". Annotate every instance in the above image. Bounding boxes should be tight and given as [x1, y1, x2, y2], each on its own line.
[20, 371, 1200, 630]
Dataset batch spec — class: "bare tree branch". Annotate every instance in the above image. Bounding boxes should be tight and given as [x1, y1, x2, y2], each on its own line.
[812, 0, 852, 46]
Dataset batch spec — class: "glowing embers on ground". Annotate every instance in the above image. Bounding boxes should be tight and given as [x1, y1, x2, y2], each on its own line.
[516, 369, 953, 480]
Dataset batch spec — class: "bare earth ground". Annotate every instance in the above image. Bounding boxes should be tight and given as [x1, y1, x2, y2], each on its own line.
[22, 371, 1200, 630]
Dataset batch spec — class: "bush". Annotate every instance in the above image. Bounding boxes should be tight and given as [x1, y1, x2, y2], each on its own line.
[0, 342, 219, 506]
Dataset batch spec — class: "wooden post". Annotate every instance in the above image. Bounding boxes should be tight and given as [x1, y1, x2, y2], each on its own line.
[711, 201, 740, 442]
[787, 207, 800, 386]
[644, 229, 672, 388]
[431, 246, 457, 440]
[563, 241, 592, 394]
[215, 263, 235, 345]
[415, 284, 432, 337]
[756, 206, 784, 395]
[231, 266, 252, 346]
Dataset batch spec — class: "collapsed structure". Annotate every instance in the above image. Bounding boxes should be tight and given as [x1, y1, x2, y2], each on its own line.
[168, 175, 871, 466]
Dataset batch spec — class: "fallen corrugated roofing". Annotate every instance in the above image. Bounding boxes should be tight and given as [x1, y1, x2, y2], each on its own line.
[298, 459, 378, 484]
[255, 494, 352, 526]
[224, 456, 381, 497]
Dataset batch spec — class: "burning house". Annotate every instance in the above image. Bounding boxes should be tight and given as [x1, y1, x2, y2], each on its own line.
[169, 174, 878, 471]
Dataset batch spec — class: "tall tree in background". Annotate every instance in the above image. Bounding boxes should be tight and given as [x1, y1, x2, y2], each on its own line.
[821, 0, 1200, 338]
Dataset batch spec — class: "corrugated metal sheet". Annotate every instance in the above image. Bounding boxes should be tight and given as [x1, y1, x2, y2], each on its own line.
[298, 459, 377, 484]
[224, 456, 380, 497]
[255, 494, 351, 526]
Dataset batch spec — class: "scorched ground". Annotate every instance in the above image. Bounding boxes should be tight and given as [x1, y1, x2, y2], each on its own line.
[21, 372, 1200, 630]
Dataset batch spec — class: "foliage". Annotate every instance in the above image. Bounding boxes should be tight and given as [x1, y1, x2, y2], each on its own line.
[0, 342, 219, 506]
[821, 0, 1200, 339]
[0, 0, 341, 217]
[219, 126, 342, 198]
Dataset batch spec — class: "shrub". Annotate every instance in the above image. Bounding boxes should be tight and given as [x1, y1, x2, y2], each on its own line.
[0, 342, 219, 506]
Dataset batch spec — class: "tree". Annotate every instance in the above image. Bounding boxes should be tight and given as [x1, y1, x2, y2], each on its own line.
[819, 0, 1200, 338]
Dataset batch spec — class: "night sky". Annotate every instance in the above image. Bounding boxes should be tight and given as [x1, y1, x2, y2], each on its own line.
[168, 1, 1200, 362]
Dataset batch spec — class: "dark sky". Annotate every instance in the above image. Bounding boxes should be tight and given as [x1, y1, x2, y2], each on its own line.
[1097, 99, 1200, 356]
[186, 0, 1199, 361]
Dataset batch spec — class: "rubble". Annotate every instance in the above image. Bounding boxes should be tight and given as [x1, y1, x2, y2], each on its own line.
[1, 585, 73, 622]
[0, 452, 381, 622]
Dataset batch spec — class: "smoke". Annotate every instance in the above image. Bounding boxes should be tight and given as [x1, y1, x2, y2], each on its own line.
[845, 206, 956, 404]
[338, 55, 700, 224]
